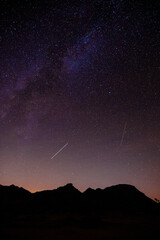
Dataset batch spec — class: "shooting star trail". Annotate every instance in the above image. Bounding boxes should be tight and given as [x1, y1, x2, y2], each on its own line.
[120, 121, 127, 146]
[51, 143, 68, 159]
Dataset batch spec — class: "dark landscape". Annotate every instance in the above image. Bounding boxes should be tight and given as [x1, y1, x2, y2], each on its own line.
[1, 183, 160, 240]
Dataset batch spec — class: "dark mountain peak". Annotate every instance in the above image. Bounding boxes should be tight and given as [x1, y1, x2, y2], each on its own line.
[10, 184, 16, 187]
[57, 183, 81, 194]
[0, 184, 31, 210]
[103, 184, 145, 200]
[84, 184, 137, 196]
[33, 183, 81, 198]
[0, 184, 31, 195]
[104, 184, 137, 191]
[64, 183, 74, 188]
[83, 187, 95, 194]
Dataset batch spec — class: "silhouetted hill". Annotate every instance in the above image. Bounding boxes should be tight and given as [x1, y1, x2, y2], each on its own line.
[83, 184, 158, 214]
[1, 183, 159, 216]
[0, 184, 32, 215]
[0, 184, 31, 203]
[32, 183, 81, 213]
[34, 183, 81, 197]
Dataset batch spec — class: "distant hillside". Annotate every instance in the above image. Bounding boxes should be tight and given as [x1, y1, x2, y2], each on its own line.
[0, 184, 32, 214]
[83, 184, 158, 214]
[0, 183, 159, 215]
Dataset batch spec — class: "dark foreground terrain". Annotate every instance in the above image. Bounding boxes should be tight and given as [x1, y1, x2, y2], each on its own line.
[1, 183, 160, 240]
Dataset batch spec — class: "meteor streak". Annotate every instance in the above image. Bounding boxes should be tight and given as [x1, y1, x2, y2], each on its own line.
[51, 143, 68, 159]
[120, 121, 127, 146]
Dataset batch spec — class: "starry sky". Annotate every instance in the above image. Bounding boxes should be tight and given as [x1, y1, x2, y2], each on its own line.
[0, 0, 160, 199]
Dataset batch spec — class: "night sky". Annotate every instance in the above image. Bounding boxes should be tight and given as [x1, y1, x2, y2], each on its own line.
[0, 0, 160, 200]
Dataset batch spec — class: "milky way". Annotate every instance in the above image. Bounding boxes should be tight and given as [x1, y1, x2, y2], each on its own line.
[0, 0, 160, 199]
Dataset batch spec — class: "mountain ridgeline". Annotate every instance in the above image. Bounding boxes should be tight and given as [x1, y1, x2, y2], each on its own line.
[1, 183, 159, 216]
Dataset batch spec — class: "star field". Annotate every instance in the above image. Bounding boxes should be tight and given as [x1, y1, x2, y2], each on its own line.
[0, 0, 160, 199]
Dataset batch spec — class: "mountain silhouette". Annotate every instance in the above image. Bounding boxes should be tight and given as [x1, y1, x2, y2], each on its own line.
[0, 184, 31, 197]
[2, 183, 160, 240]
[0, 184, 32, 216]
[32, 183, 81, 213]
[83, 184, 158, 214]
[1, 183, 159, 216]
